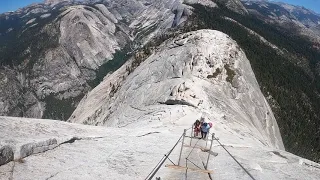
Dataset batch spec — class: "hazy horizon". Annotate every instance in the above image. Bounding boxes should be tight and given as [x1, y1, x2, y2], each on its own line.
[0, 0, 319, 14]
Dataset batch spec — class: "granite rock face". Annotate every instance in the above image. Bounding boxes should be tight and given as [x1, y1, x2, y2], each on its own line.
[1, 72, 319, 179]
[0, 0, 194, 120]
[215, 0, 248, 15]
[185, 0, 217, 8]
[0, 146, 14, 166]
[44, 0, 72, 6]
[69, 29, 284, 150]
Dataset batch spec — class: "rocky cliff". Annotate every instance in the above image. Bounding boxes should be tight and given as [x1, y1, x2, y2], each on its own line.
[216, 0, 248, 15]
[1, 30, 320, 180]
[0, 0, 319, 169]
[242, 0, 320, 42]
[0, 0, 191, 120]
[69, 29, 284, 149]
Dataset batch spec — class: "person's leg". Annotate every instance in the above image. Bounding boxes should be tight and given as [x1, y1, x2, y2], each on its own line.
[201, 131, 204, 138]
[204, 132, 207, 139]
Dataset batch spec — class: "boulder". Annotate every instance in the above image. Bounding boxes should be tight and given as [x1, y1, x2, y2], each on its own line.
[0, 146, 14, 166]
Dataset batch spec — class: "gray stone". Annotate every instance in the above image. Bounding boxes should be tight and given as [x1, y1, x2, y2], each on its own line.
[0, 0, 190, 119]
[69, 29, 284, 150]
[0, 146, 14, 166]
[216, 0, 248, 15]
[20, 138, 58, 158]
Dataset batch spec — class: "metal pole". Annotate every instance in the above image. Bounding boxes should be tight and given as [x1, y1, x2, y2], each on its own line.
[146, 134, 183, 180]
[205, 133, 215, 169]
[205, 129, 210, 148]
[178, 129, 186, 166]
[185, 158, 188, 180]
[190, 125, 193, 146]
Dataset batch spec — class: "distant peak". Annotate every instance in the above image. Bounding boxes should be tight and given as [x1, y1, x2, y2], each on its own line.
[44, 0, 72, 6]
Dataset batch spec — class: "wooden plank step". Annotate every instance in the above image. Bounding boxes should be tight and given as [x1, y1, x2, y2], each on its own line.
[183, 144, 209, 151]
[185, 136, 206, 140]
[165, 165, 213, 174]
[183, 144, 219, 156]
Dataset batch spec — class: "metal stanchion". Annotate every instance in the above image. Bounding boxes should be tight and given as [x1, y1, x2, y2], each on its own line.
[190, 125, 194, 146]
[185, 158, 188, 180]
[178, 129, 186, 166]
[205, 129, 210, 148]
[205, 133, 215, 169]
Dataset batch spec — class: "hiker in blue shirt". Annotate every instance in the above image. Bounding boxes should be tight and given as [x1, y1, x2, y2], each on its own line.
[201, 122, 210, 139]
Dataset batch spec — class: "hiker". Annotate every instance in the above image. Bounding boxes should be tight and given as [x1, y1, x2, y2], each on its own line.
[208, 122, 213, 129]
[193, 120, 201, 137]
[201, 122, 211, 139]
[200, 117, 205, 125]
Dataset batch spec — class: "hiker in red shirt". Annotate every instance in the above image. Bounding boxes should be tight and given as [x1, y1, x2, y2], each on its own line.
[193, 120, 201, 137]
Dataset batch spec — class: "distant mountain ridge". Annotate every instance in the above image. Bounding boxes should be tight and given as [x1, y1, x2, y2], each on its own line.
[242, 0, 320, 39]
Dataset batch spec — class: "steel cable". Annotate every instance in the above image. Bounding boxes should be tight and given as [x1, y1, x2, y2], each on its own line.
[145, 133, 184, 180]
[210, 133, 256, 180]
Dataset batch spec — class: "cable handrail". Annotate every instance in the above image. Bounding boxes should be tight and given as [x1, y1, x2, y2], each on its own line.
[145, 127, 257, 180]
[145, 133, 184, 180]
[186, 138, 201, 158]
[209, 132, 256, 180]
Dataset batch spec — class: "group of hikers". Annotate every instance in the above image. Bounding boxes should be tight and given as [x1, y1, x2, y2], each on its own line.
[193, 117, 212, 139]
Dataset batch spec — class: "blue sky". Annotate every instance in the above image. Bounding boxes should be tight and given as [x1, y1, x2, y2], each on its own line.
[0, 0, 43, 13]
[0, 0, 319, 14]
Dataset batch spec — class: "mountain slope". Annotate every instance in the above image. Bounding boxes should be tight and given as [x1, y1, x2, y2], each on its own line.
[68, 1, 320, 163]
[184, 2, 320, 162]
[0, 0, 319, 167]
[242, 0, 320, 42]
[70, 29, 284, 149]
[0, 0, 189, 120]
[216, 0, 248, 14]
[2, 114, 320, 179]
[2, 30, 320, 180]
